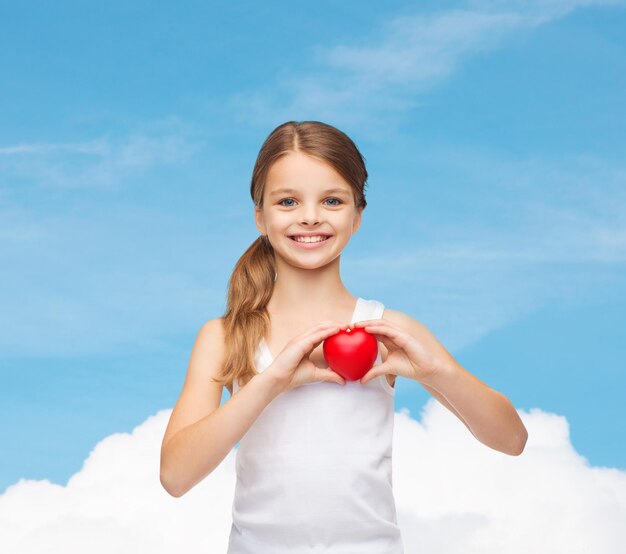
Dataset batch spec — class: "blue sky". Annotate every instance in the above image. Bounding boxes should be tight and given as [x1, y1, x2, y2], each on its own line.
[1, 0, 625, 509]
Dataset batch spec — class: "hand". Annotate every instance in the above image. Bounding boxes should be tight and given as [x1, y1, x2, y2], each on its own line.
[351, 318, 441, 385]
[264, 320, 352, 393]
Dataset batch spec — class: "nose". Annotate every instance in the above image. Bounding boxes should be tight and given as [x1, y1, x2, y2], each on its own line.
[299, 204, 321, 225]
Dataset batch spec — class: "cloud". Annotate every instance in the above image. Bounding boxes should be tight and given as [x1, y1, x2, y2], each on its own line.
[0, 120, 197, 190]
[228, 0, 626, 131]
[465, 0, 626, 21]
[1, 400, 624, 553]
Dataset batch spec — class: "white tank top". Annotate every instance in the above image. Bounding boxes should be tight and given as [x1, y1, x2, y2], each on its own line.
[227, 297, 404, 553]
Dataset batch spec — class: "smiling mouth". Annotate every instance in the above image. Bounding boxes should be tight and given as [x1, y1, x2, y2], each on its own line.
[288, 235, 332, 243]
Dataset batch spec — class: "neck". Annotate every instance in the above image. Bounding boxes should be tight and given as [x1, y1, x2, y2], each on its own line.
[267, 256, 355, 318]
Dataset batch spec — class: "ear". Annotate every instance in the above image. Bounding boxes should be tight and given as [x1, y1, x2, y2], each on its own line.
[352, 206, 364, 234]
[254, 205, 267, 235]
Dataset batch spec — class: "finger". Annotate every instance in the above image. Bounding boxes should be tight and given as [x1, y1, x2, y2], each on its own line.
[318, 323, 343, 337]
[297, 320, 349, 356]
[298, 321, 341, 341]
[318, 368, 346, 385]
[347, 324, 400, 352]
[366, 332, 398, 351]
[355, 320, 400, 333]
[352, 319, 376, 327]
[306, 320, 350, 336]
[353, 321, 402, 342]
[360, 362, 393, 385]
[353, 319, 406, 336]
[301, 324, 342, 354]
[358, 323, 409, 346]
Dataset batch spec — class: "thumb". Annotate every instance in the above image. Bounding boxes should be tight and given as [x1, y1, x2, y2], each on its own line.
[318, 368, 346, 386]
[360, 362, 391, 385]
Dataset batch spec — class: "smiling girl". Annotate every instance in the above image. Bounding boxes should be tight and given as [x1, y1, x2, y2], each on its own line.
[159, 120, 528, 553]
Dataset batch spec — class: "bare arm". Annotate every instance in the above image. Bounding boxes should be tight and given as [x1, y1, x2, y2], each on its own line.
[380, 308, 528, 456]
[160, 319, 282, 498]
[420, 381, 478, 439]
[422, 361, 528, 456]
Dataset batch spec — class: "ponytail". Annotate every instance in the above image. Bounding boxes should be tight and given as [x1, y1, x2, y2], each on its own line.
[214, 234, 276, 391]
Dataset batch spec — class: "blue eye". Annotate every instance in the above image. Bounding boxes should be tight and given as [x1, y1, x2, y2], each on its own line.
[278, 198, 343, 207]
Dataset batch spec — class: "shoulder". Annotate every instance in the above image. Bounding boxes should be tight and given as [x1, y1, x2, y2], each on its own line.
[380, 306, 445, 349]
[196, 316, 225, 341]
[198, 316, 226, 339]
[380, 306, 428, 334]
[192, 317, 227, 365]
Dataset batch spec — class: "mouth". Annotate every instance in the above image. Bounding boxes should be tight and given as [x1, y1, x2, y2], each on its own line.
[288, 234, 333, 243]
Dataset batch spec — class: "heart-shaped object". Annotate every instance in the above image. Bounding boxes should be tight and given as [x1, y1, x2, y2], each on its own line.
[323, 327, 378, 381]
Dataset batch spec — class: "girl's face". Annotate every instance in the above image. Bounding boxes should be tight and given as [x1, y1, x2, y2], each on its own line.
[255, 151, 363, 270]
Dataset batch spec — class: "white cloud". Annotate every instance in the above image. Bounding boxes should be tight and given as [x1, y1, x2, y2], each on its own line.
[229, 0, 626, 131]
[0, 410, 235, 553]
[1, 401, 624, 553]
[465, 0, 626, 22]
[0, 120, 197, 190]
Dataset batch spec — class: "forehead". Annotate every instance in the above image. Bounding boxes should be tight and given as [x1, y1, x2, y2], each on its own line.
[265, 152, 352, 195]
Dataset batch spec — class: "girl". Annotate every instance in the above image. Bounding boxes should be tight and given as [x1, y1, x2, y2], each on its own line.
[160, 121, 528, 553]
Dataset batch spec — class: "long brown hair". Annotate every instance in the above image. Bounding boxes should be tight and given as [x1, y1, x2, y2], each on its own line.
[214, 121, 369, 392]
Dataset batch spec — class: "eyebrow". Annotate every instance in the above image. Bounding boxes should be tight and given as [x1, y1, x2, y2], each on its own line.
[269, 187, 351, 197]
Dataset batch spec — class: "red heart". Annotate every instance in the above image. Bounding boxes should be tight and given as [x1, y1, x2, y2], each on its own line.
[323, 327, 378, 381]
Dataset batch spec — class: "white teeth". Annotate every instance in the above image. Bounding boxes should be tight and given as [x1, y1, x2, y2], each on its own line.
[292, 235, 329, 243]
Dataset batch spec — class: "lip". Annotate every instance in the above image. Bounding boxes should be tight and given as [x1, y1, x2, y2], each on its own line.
[288, 235, 333, 249]
[289, 232, 333, 237]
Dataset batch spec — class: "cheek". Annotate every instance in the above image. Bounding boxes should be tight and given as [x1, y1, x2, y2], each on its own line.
[274, 213, 291, 224]
[333, 218, 354, 233]
[267, 214, 292, 232]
